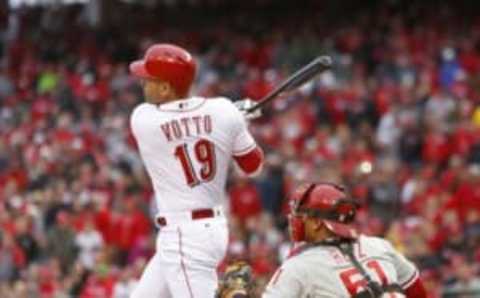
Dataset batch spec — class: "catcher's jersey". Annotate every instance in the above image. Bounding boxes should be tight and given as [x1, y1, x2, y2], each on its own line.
[130, 97, 256, 213]
[263, 235, 418, 298]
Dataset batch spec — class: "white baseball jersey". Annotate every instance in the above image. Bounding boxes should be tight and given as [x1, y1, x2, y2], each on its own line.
[130, 96, 256, 213]
[263, 235, 419, 298]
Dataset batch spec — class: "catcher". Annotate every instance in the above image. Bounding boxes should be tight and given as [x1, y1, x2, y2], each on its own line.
[216, 183, 427, 298]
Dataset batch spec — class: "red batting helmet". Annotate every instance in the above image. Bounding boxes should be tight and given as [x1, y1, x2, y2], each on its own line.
[288, 183, 359, 242]
[129, 44, 196, 97]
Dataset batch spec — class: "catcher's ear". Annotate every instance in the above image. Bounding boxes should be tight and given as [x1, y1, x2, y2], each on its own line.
[313, 218, 325, 231]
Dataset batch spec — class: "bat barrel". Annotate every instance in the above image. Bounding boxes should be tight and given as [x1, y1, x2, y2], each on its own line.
[246, 55, 333, 113]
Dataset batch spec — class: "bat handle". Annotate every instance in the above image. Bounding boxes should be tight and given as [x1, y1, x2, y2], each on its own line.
[245, 96, 272, 113]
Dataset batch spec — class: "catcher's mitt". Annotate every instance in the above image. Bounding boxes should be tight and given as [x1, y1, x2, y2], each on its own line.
[215, 261, 254, 298]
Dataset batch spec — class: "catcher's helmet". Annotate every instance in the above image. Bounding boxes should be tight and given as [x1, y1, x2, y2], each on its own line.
[129, 44, 196, 97]
[289, 183, 359, 242]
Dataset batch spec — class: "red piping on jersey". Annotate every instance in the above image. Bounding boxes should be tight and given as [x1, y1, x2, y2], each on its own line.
[233, 146, 264, 175]
[401, 270, 419, 288]
[178, 228, 195, 298]
[270, 268, 283, 285]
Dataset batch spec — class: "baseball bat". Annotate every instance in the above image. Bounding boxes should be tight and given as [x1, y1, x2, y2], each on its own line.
[246, 55, 333, 113]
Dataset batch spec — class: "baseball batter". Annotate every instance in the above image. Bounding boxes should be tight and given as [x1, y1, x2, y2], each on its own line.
[217, 183, 427, 298]
[128, 44, 264, 298]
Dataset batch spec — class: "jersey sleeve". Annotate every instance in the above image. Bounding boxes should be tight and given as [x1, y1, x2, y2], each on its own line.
[226, 101, 257, 156]
[262, 262, 304, 298]
[130, 103, 145, 139]
[130, 103, 156, 141]
[233, 147, 264, 176]
[383, 240, 419, 289]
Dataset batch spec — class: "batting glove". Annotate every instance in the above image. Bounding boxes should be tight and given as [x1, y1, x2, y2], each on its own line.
[234, 98, 262, 120]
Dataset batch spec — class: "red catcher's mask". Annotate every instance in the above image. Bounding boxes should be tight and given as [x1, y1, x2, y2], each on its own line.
[288, 184, 316, 242]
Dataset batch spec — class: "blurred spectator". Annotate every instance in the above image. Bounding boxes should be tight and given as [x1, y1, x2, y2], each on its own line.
[46, 211, 78, 273]
[0, 232, 24, 282]
[75, 219, 104, 270]
[443, 256, 480, 297]
[229, 178, 262, 223]
[255, 155, 285, 215]
[0, 68, 13, 98]
[14, 216, 40, 264]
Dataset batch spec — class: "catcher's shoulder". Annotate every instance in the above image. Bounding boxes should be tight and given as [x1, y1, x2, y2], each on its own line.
[282, 246, 321, 269]
[359, 234, 392, 247]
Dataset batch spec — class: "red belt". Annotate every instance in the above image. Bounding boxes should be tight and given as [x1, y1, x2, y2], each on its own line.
[156, 208, 215, 226]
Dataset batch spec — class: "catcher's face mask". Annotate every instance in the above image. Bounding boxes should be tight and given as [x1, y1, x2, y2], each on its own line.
[288, 184, 316, 242]
[288, 183, 359, 242]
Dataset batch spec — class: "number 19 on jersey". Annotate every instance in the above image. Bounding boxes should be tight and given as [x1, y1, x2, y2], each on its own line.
[174, 139, 217, 187]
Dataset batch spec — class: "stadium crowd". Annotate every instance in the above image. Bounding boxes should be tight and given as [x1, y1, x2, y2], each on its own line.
[0, 1, 480, 297]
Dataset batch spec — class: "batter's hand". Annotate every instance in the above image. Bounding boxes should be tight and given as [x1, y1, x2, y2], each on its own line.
[215, 261, 254, 298]
[234, 98, 262, 120]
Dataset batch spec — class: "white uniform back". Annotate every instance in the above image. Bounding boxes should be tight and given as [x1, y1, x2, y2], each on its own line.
[263, 235, 419, 298]
[130, 97, 256, 214]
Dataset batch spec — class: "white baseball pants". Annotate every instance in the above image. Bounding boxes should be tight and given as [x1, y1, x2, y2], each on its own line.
[130, 215, 228, 298]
